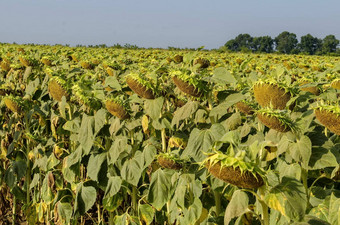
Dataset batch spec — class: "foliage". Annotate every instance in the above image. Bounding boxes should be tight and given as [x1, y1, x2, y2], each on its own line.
[0, 43, 339, 225]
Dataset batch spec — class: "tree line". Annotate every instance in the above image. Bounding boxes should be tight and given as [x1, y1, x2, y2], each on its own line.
[222, 32, 340, 55]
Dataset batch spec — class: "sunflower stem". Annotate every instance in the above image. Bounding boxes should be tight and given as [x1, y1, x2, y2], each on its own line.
[258, 186, 269, 225]
[109, 212, 115, 225]
[132, 185, 138, 216]
[161, 128, 167, 153]
[12, 196, 16, 225]
[214, 191, 221, 216]
[301, 168, 309, 205]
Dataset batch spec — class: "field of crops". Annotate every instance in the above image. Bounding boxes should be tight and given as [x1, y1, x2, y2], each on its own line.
[0, 43, 339, 225]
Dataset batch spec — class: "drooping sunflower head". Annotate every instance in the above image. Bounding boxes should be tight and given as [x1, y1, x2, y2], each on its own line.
[125, 73, 156, 99]
[157, 153, 184, 170]
[170, 69, 206, 98]
[202, 151, 265, 189]
[313, 101, 340, 135]
[105, 95, 130, 120]
[330, 78, 340, 90]
[80, 60, 94, 70]
[256, 107, 296, 133]
[71, 81, 102, 110]
[48, 76, 69, 102]
[193, 58, 210, 69]
[3, 95, 23, 113]
[253, 80, 294, 110]
[41, 56, 53, 66]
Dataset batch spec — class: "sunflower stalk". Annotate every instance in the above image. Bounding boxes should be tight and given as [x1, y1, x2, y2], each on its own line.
[12, 196, 16, 225]
[258, 186, 269, 225]
[161, 128, 167, 153]
[214, 191, 221, 216]
[129, 129, 138, 215]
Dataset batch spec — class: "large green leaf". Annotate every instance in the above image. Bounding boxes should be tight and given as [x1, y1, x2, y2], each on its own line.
[224, 190, 249, 224]
[181, 124, 225, 161]
[179, 197, 202, 224]
[104, 176, 122, 198]
[121, 151, 144, 186]
[265, 177, 307, 222]
[139, 204, 155, 225]
[108, 136, 129, 165]
[290, 136, 312, 170]
[171, 101, 200, 128]
[94, 109, 106, 134]
[56, 202, 73, 224]
[78, 114, 95, 155]
[63, 117, 81, 133]
[210, 67, 237, 84]
[309, 144, 338, 170]
[148, 169, 173, 211]
[292, 215, 330, 225]
[329, 194, 340, 225]
[144, 97, 164, 120]
[104, 76, 121, 91]
[209, 93, 245, 119]
[87, 152, 107, 182]
[74, 182, 97, 216]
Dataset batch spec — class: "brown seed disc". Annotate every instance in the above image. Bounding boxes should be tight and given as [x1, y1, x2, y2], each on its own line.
[126, 76, 155, 99]
[157, 156, 182, 170]
[173, 55, 183, 63]
[194, 58, 210, 68]
[172, 76, 202, 98]
[236, 102, 254, 115]
[253, 83, 291, 110]
[257, 113, 290, 132]
[206, 162, 264, 189]
[105, 100, 129, 120]
[315, 109, 340, 135]
[48, 80, 68, 102]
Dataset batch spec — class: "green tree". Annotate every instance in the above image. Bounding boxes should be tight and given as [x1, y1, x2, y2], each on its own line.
[225, 34, 253, 52]
[322, 35, 339, 53]
[298, 34, 322, 55]
[251, 36, 274, 53]
[274, 31, 298, 54]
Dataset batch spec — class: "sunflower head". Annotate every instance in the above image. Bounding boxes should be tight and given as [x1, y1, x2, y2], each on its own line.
[170, 69, 206, 98]
[48, 76, 69, 102]
[3, 95, 23, 113]
[157, 153, 183, 170]
[256, 107, 296, 133]
[105, 95, 130, 120]
[125, 73, 156, 99]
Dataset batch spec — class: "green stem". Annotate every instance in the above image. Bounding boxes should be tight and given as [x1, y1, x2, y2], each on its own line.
[258, 186, 269, 225]
[167, 200, 171, 224]
[109, 212, 115, 225]
[301, 168, 310, 207]
[161, 128, 167, 153]
[26, 143, 31, 206]
[12, 196, 16, 225]
[132, 186, 138, 215]
[213, 191, 221, 216]
[97, 203, 101, 224]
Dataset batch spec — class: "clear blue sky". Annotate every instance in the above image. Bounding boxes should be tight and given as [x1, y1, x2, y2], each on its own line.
[0, 0, 339, 49]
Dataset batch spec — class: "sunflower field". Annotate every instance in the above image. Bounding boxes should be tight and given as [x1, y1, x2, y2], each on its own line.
[0, 43, 340, 225]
